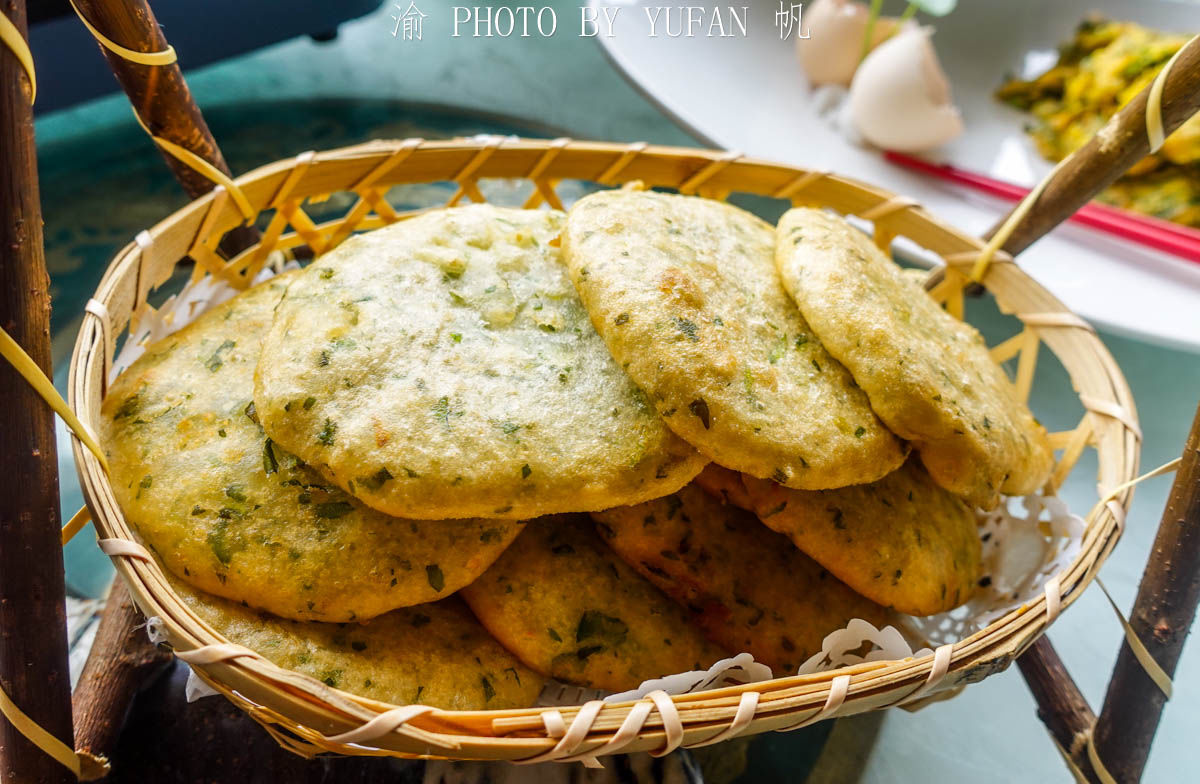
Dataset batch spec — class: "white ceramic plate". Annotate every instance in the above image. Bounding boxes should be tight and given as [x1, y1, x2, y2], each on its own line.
[593, 0, 1200, 351]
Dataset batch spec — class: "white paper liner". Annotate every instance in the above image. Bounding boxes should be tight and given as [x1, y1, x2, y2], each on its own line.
[110, 253, 297, 383]
[143, 614, 220, 702]
[603, 654, 773, 704]
[121, 240, 1088, 709]
[797, 619, 930, 675]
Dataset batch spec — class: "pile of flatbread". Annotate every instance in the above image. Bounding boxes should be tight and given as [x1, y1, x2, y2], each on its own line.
[99, 189, 1052, 707]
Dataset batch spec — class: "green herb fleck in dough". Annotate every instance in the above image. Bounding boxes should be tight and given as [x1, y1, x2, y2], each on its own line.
[854, 426, 866, 438]
[614, 313, 630, 325]
[302, 396, 316, 410]
[359, 467, 394, 491]
[768, 337, 787, 364]
[317, 419, 337, 446]
[112, 394, 141, 421]
[548, 628, 562, 642]
[262, 440, 279, 474]
[521, 464, 532, 479]
[671, 317, 700, 342]
[135, 475, 153, 499]
[576, 610, 629, 646]
[481, 676, 496, 702]
[450, 333, 462, 342]
[208, 519, 235, 565]
[762, 501, 788, 518]
[205, 339, 236, 372]
[688, 398, 711, 429]
[225, 484, 247, 503]
[426, 564, 445, 592]
[314, 501, 353, 519]
[431, 397, 463, 430]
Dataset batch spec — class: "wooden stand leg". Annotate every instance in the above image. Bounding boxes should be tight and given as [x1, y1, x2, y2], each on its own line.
[71, 581, 172, 767]
[1093, 401, 1200, 781]
[1017, 637, 1097, 782]
[0, 1, 76, 781]
[65, 2, 261, 771]
[72, 0, 259, 255]
[1019, 400, 1200, 783]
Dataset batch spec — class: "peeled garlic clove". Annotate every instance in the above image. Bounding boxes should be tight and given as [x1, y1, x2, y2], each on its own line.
[797, 0, 908, 87]
[848, 26, 964, 152]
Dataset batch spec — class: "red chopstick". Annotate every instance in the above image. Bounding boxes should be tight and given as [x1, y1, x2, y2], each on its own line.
[884, 151, 1200, 265]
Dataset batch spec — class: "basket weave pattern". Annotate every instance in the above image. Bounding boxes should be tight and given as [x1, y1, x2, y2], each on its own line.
[68, 138, 1140, 762]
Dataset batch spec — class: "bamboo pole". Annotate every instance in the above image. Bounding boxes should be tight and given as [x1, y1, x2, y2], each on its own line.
[1093, 402, 1200, 781]
[71, 0, 259, 255]
[0, 0, 77, 781]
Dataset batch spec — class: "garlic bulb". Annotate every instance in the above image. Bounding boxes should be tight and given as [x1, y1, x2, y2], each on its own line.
[848, 26, 964, 152]
[797, 0, 908, 87]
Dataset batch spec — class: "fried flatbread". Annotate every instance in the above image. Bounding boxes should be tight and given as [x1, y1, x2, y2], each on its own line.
[172, 576, 541, 709]
[255, 205, 706, 520]
[742, 459, 981, 616]
[562, 189, 906, 491]
[459, 517, 726, 692]
[775, 207, 1054, 509]
[593, 485, 892, 674]
[101, 274, 521, 622]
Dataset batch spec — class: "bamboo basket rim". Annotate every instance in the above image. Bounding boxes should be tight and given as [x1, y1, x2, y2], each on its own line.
[68, 137, 1140, 763]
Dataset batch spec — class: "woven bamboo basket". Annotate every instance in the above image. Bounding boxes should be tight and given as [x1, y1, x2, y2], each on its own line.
[68, 137, 1140, 763]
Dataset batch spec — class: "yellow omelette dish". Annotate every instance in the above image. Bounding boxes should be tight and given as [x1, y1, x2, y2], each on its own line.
[997, 18, 1200, 227]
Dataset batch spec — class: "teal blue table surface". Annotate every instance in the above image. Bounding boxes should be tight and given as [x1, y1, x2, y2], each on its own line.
[36, 4, 1199, 780]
